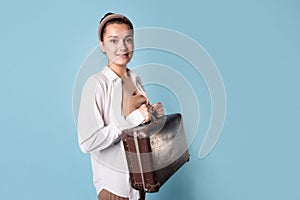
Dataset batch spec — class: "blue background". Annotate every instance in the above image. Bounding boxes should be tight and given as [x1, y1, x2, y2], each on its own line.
[1, 0, 299, 199]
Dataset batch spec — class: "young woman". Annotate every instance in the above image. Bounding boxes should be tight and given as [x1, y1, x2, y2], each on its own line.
[77, 13, 164, 200]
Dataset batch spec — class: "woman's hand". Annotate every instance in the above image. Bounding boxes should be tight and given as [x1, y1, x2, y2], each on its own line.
[138, 104, 152, 123]
[151, 102, 164, 118]
[123, 94, 147, 117]
[137, 102, 164, 124]
[130, 94, 147, 110]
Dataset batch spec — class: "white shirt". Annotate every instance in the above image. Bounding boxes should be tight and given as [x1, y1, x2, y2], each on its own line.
[77, 66, 147, 199]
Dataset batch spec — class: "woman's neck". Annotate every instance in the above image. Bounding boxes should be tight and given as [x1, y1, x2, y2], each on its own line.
[108, 64, 127, 78]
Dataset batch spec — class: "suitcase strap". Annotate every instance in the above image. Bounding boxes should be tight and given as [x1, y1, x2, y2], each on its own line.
[133, 130, 146, 191]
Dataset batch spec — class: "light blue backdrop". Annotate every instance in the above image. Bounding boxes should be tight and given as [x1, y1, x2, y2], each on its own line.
[1, 0, 299, 200]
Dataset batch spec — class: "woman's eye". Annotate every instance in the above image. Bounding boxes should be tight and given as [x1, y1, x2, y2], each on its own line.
[126, 38, 133, 43]
[110, 39, 118, 44]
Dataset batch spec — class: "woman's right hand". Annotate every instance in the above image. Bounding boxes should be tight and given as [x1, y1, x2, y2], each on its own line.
[138, 104, 151, 123]
[130, 94, 147, 110]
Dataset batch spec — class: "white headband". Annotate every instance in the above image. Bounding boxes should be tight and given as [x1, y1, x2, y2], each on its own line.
[98, 14, 131, 41]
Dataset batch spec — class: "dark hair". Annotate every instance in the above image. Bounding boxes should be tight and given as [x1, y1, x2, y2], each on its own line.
[99, 12, 134, 42]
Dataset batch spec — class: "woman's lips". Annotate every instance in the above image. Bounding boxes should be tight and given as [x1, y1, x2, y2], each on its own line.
[117, 53, 129, 58]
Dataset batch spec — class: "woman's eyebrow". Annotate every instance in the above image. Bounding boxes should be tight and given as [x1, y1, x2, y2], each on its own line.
[107, 34, 133, 39]
[108, 36, 119, 38]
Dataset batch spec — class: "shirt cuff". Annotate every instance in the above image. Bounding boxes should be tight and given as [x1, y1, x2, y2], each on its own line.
[126, 109, 145, 126]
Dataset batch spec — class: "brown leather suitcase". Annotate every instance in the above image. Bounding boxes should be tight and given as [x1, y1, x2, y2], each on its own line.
[121, 113, 190, 193]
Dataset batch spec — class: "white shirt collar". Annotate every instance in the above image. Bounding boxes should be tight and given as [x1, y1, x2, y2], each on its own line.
[103, 66, 120, 82]
[103, 66, 136, 82]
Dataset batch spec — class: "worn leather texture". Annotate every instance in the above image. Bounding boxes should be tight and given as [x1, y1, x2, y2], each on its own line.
[121, 113, 190, 193]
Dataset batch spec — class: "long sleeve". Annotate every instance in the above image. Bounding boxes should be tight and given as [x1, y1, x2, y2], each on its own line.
[77, 76, 121, 153]
[77, 70, 149, 154]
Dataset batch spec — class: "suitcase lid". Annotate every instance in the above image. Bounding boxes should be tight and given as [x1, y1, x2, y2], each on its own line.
[122, 113, 182, 139]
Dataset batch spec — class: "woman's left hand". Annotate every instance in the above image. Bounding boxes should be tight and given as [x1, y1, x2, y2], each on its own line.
[151, 102, 164, 118]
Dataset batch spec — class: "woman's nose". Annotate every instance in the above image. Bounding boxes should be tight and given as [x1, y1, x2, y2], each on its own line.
[118, 40, 128, 51]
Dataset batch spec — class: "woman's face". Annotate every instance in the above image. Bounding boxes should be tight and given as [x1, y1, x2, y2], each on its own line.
[100, 23, 134, 68]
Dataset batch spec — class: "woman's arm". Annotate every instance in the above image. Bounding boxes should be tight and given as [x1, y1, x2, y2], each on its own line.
[77, 76, 121, 153]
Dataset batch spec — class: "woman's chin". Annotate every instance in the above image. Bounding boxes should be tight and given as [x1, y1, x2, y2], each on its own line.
[115, 58, 131, 66]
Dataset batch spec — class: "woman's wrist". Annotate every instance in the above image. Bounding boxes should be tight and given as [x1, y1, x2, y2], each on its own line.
[125, 109, 145, 126]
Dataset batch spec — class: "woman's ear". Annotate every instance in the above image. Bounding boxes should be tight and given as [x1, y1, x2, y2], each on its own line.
[100, 41, 106, 53]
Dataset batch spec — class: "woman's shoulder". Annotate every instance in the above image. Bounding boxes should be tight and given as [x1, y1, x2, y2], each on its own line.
[89, 66, 112, 81]
[82, 67, 110, 90]
[127, 68, 140, 79]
